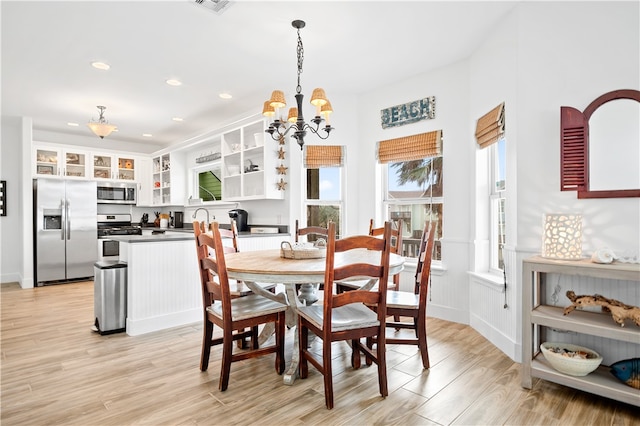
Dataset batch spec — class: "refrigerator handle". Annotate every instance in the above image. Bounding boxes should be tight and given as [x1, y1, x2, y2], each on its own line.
[66, 199, 71, 240]
[60, 198, 66, 240]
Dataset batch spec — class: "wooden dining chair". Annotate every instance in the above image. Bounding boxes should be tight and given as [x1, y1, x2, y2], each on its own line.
[196, 220, 276, 298]
[376, 220, 436, 369]
[193, 221, 288, 391]
[336, 219, 403, 293]
[298, 221, 393, 409]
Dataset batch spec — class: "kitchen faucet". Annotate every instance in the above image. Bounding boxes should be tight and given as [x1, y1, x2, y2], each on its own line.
[192, 208, 214, 228]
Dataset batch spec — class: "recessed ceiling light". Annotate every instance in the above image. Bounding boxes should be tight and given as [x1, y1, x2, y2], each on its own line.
[172, 117, 184, 122]
[91, 61, 110, 70]
[67, 122, 79, 127]
[142, 133, 153, 137]
[219, 92, 232, 99]
[166, 79, 182, 86]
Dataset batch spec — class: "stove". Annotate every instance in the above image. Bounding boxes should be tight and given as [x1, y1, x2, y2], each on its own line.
[97, 214, 142, 237]
[97, 214, 141, 261]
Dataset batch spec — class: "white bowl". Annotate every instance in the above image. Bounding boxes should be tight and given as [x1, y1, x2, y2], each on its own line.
[540, 342, 602, 376]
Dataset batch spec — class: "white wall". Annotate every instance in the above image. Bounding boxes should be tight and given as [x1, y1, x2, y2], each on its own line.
[1, 117, 25, 283]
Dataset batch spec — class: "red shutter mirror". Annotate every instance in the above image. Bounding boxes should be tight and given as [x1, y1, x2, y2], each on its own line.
[560, 89, 640, 199]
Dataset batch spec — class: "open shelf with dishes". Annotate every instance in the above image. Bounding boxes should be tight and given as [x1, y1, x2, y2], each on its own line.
[221, 119, 283, 201]
[522, 256, 640, 407]
[152, 152, 185, 205]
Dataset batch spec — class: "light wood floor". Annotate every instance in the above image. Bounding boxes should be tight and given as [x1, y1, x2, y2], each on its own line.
[1, 281, 637, 425]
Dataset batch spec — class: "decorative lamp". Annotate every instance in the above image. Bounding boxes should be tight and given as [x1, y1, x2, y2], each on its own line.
[87, 106, 117, 139]
[261, 101, 275, 118]
[262, 20, 334, 150]
[287, 108, 298, 123]
[542, 213, 583, 260]
[321, 101, 333, 126]
[269, 90, 287, 109]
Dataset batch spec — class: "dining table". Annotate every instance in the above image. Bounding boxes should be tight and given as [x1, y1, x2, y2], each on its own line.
[223, 248, 405, 385]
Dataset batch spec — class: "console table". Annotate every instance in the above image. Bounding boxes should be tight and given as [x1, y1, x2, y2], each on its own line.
[522, 256, 640, 407]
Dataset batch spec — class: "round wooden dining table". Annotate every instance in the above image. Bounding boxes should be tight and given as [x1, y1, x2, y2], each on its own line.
[223, 248, 404, 385]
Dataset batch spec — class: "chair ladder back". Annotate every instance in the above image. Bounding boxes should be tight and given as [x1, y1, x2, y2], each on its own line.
[370, 219, 403, 286]
[295, 219, 329, 243]
[195, 222, 233, 318]
[218, 219, 239, 253]
[327, 221, 392, 314]
[413, 221, 432, 294]
[416, 221, 436, 301]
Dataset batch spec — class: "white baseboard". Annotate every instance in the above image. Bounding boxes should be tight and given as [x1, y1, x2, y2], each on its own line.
[470, 311, 520, 362]
[126, 308, 201, 336]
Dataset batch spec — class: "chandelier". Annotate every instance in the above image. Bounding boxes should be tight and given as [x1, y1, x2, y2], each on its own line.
[87, 106, 117, 139]
[262, 20, 333, 150]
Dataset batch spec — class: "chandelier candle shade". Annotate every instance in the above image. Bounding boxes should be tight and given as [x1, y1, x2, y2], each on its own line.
[542, 213, 583, 260]
[87, 106, 117, 139]
[262, 20, 334, 149]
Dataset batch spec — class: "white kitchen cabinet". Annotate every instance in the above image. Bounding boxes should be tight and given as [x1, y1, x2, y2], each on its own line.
[136, 157, 152, 206]
[222, 120, 283, 201]
[34, 145, 89, 178]
[522, 256, 640, 407]
[92, 153, 136, 181]
[152, 152, 185, 205]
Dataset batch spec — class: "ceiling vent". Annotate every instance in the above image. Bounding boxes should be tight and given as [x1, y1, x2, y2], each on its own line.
[191, 0, 233, 15]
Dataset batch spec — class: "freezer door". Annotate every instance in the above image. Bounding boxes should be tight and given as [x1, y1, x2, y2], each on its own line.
[36, 178, 66, 282]
[65, 180, 97, 280]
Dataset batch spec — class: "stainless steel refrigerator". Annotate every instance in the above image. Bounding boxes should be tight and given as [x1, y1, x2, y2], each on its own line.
[34, 178, 97, 285]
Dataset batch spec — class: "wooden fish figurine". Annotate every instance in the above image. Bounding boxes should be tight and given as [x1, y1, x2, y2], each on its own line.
[610, 358, 640, 389]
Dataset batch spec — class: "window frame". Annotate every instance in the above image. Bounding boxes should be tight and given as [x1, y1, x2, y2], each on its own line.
[489, 138, 506, 273]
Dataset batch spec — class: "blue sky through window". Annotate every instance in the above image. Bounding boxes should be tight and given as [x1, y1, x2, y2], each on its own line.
[318, 167, 340, 200]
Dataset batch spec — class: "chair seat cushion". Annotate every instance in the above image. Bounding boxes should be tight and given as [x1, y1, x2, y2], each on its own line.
[386, 290, 419, 309]
[298, 303, 379, 332]
[208, 294, 287, 321]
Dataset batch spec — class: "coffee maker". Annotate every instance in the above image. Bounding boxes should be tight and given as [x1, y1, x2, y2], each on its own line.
[173, 211, 184, 228]
[228, 209, 248, 232]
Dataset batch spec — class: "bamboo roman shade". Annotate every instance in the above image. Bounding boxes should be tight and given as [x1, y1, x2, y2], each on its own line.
[303, 145, 345, 168]
[475, 102, 505, 148]
[376, 130, 442, 164]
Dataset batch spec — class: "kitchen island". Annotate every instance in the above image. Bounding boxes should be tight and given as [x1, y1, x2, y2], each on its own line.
[111, 230, 289, 336]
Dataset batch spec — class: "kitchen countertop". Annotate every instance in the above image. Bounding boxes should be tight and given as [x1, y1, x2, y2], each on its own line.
[113, 229, 290, 243]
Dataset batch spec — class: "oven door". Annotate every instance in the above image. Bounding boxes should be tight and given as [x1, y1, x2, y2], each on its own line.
[98, 238, 119, 261]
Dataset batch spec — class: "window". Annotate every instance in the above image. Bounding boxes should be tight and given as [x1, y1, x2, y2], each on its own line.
[305, 168, 342, 238]
[191, 163, 222, 201]
[475, 102, 506, 273]
[303, 145, 344, 238]
[385, 156, 443, 261]
[490, 138, 506, 271]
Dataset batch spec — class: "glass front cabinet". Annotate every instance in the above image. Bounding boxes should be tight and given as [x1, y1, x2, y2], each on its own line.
[34, 146, 88, 178]
[92, 154, 136, 181]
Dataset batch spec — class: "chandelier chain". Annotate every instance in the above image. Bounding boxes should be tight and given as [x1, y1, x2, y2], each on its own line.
[296, 27, 304, 94]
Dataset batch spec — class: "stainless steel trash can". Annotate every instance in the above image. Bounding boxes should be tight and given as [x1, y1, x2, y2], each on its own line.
[94, 261, 127, 335]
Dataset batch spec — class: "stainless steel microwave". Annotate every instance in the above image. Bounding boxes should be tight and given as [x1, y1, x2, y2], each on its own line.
[97, 182, 137, 204]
